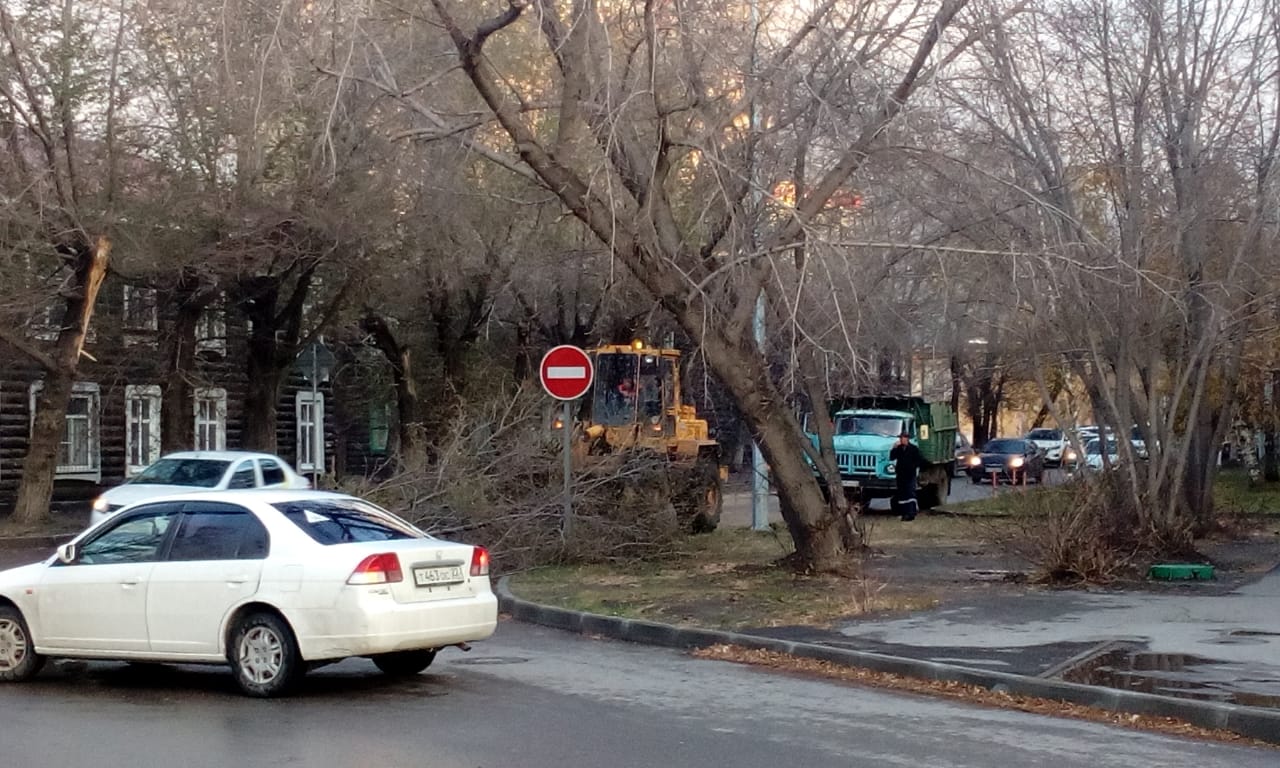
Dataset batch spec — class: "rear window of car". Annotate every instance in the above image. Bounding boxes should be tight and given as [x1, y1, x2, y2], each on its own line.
[1027, 429, 1062, 440]
[984, 439, 1025, 453]
[273, 499, 424, 545]
[129, 458, 230, 487]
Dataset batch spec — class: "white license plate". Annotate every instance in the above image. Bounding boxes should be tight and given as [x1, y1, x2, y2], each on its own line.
[413, 565, 464, 587]
[841, 479, 861, 488]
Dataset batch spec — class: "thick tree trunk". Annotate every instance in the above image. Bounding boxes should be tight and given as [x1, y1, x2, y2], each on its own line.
[161, 281, 211, 452]
[362, 314, 425, 468]
[16, 375, 75, 525]
[696, 331, 848, 571]
[243, 344, 282, 451]
[11, 237, 111, 525]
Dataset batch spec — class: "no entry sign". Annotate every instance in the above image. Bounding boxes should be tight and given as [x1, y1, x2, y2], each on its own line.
[539, 345, 594, 401]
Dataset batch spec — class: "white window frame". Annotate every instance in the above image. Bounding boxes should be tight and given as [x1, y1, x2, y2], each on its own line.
[29, 381, 101, 481]
[295, 391, 324, 473]
[125, 385, 162, 476]
[122, 285, 159, 340]
[193, 387, 227, 451]
[197, 296, 227, 354]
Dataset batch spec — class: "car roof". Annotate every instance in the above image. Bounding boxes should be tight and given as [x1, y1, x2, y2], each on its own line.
[141, 489, 356, 504]
[156, 451, 290, 462]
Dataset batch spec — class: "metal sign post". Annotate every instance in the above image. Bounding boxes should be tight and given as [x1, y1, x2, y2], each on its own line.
[539, 345, 595, 537]
[562, 399, 573, 537]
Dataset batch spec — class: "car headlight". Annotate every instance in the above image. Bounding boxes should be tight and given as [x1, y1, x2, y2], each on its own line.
[885, 464, 896, 474]
[1065, 450, 1077, 461]
[1010, 457, 1025, 468]
[968, 456, 981, 466]
[92, 497, 109, 513]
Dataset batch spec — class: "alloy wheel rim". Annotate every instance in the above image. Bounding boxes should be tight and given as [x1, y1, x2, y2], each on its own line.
[0, 618, 28, 672]
[238, 626, 283, 684]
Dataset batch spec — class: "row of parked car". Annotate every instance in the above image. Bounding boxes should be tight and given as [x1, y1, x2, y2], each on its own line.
[953, 425, 1149, 484]
[0, 450, 498, 697]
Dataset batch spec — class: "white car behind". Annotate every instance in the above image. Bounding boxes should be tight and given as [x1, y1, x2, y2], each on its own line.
[1024, 428, 1068, 467]
[0, 490, 497, 697]
[91, 451, 310, 526]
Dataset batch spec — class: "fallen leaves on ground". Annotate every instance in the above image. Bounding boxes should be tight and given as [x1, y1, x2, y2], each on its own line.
[692, 644, 1275, 749]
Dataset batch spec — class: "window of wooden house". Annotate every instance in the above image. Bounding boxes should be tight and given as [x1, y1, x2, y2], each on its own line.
[368, 402, 390, 456]
[125, 385, 162, 475]
[122, 285, 159, 338]
[29, 381, 101, 481]
[196, 295, 227, 354]
[295, 391, 324, 472]
[194, 387, 227, 451]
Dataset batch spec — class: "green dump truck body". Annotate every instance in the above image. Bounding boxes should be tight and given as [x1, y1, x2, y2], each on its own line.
[806, 395, 959, 507]
[827, 395, 958, 465]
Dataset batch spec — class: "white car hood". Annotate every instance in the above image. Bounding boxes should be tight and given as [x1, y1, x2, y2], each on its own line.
[99, 483, 213, 507]
[0, 561, 49, 591]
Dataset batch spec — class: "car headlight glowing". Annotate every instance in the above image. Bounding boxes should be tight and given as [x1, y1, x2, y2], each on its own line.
[968, 456, 981, 466]
[1065, 450, 1077, 460]
[1010, 457, 1025, 468]
[92, 497, 109, 512]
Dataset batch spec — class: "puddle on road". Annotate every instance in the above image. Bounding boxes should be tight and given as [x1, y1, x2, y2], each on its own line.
[1062, 648, 1280, 708]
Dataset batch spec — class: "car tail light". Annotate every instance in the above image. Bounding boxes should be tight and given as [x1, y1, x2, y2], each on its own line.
[470, 547, 490, 577]
[347, 553, 403, 585]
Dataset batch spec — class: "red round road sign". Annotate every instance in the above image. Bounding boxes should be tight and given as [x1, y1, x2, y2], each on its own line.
[539, 345, 594, 400]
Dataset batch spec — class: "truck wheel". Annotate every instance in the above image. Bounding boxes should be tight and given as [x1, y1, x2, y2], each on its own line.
[675, 460, 722, 534]
[918, 468, 948, 510]
[690, 480, 722, 533]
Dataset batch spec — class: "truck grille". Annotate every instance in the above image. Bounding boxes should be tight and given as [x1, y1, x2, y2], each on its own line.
[837, 452, 876, 474]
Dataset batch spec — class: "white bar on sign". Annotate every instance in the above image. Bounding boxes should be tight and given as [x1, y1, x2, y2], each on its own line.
[547, 366, 587, 379]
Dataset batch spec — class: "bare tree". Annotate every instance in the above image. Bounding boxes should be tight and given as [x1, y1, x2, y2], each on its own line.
[0, 1, 122, 523]
[937, 0, 1280, 542]
[361, 0, 980, 571]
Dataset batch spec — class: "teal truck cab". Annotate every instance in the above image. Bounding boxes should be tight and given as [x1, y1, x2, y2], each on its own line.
[805, 395, 958, 509]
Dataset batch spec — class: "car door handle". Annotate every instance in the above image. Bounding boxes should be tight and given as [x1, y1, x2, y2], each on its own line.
[227, 577, 251, 586]
[120, 578, 141, 587]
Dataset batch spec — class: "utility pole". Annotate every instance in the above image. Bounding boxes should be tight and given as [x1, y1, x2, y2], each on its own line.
[749, 0, 769, 532]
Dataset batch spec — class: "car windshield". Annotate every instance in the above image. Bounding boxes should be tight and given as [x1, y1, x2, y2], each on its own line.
[1086, 439, 1120, 455]
[835, 415, 904, 437]
[984, 439, 1024, 453]
[1027, 429, 1061, 440]
[129, 458, 230, 487]
[274, 499, 424, 544]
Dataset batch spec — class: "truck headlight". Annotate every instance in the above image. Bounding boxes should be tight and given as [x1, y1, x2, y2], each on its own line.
[1010, 457, 1025, 468]
[885, 464, 896, 474]
[92, 497, 109, 513]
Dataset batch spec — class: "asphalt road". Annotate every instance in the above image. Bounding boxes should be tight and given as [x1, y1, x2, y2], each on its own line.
[722, 466, 1069, 526]
[1, 621, 1275, 767]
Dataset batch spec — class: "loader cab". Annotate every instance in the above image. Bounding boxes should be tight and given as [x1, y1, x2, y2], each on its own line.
[590, 344, 677, 436]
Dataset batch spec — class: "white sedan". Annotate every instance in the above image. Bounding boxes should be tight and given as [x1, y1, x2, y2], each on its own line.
[91, 451, 311, 526]
[0, 490, 497, 697]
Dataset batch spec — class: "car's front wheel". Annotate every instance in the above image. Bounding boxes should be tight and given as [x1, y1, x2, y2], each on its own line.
[0, 605, 45, 682]
[372, 649, 438, 677]
[230, 611, 303, 698]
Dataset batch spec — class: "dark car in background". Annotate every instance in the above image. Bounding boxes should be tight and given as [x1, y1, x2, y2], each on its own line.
[966, 438, 1045, 485]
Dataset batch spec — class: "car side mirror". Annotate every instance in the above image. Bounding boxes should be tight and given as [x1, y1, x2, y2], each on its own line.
[56, 542, 77, 565]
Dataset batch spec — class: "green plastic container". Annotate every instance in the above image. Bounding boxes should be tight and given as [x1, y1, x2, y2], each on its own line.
[1149, 563, 1215, 581]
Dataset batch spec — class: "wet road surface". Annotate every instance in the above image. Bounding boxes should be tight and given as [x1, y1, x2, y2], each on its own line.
[1, 621, 1276, 767]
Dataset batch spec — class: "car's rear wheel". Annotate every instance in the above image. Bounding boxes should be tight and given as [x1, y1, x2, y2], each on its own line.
[230, 612, 303, 698]
[372, 649, 438, 677]
[0, 606, 45, 682]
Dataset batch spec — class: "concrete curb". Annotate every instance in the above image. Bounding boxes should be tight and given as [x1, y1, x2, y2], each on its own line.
[497, 576, 1280, 746]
